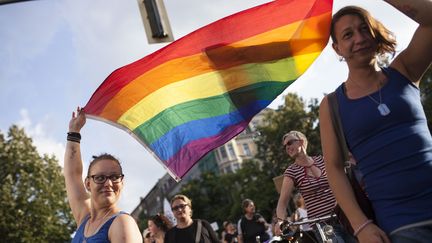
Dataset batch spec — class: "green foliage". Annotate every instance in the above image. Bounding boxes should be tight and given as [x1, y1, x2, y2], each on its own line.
[177, 94, 321, 227]
[137, 210, 149, 233]
[255, 93, 321, 177]
[0, 125, 75, 242]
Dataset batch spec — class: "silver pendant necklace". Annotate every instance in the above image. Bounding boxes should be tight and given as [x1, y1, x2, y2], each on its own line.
[83, 209, 112, 242]
[348, 77, 391, 116]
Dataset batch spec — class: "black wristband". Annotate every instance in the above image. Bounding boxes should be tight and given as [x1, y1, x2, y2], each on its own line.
[67, 132, 81, 143]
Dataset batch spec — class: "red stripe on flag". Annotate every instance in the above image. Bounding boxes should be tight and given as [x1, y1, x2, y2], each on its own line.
[84, 0, 332, 116]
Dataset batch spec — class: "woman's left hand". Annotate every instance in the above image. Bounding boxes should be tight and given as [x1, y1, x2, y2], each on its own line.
[69, 107, 86, 133]
[357, 223, 390, 243]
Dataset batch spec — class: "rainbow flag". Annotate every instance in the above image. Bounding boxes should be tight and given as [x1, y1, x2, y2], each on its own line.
[84, 0, 333, 180]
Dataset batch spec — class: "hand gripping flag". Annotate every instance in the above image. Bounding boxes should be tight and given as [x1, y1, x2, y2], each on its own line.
[84, 0, 333, 181]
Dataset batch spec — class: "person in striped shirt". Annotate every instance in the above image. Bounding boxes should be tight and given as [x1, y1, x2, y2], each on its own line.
[274, 130, 355, 243]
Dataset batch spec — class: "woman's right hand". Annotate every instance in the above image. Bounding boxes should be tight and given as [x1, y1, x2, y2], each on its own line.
[357, 223, 391, 243]
[69, 107, 86, 133]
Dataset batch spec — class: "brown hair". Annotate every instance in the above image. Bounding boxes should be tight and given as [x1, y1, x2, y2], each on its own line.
[86, 153, 123, 177]
[149, 214, 173, 232]
[293, 193, 304, 208]
[330, 6, 396, 56]
[242, 198, 254, 212]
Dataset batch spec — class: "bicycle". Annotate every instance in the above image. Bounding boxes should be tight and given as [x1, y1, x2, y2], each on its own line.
[269, 214, 337, 243]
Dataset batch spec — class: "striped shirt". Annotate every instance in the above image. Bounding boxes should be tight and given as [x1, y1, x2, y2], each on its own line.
[284, 155, 335, 219]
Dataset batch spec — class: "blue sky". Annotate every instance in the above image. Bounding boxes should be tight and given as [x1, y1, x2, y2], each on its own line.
[0, 0, 417, 213]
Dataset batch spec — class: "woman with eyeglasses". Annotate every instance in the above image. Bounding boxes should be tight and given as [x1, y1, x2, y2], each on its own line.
[164, 194, 219, 243]
[65, 107, 142, 243]
[275, 131, 355, 243]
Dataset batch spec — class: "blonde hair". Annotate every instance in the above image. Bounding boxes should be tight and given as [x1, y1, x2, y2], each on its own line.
[170, 194, 192, 208]
[282, 131, 308, 149]
[171, 194, 193, 217]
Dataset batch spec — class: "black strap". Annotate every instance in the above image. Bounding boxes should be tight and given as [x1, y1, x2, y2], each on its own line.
[195, 219, 202, 243]
[327, 92, 353, 178]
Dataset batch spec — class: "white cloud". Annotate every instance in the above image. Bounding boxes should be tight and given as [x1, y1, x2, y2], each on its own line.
[16, 109, 65, 165]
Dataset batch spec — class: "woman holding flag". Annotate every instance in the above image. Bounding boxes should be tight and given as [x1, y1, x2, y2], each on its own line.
[65, 107, 142, 242]
[320, 0, 432, 242]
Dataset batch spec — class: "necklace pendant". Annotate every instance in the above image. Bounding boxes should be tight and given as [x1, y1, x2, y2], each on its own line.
[377, 103, 390, 116]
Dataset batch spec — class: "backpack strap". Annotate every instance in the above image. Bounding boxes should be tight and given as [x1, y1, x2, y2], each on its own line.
[239, 216, 246, 237]
[327, 92, 353, 178]
[195, 219, 202, 243]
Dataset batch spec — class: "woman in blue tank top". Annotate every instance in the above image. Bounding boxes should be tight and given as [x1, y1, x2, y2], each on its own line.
[319, 1, 432, 243]
[65, 107, 142, 242]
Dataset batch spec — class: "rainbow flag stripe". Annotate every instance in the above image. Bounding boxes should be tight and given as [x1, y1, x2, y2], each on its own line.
[84, 0, 333, 180]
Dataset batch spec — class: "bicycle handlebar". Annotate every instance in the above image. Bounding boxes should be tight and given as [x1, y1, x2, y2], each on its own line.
[281, 214, 336, 228]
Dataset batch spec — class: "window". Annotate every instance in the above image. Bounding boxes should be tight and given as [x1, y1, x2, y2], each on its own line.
[220, 146, 228, 159]
[243, 143, 251, 156]
[215, 150, 221, 161]
[232, 163, 240, 171]
[227, 144, 236, 158]
[225, 166, 233, 173]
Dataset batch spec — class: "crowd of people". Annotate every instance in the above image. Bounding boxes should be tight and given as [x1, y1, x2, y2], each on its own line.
[64, 0, 431, 242]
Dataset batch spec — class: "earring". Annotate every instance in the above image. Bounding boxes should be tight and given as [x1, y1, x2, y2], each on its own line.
[338, 56, 345, 62]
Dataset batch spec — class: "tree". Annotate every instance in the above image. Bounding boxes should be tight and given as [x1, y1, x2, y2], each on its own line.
[255, 93, 321, 177]
[0, 125, 75, 242]
[180, 171, 237, 224]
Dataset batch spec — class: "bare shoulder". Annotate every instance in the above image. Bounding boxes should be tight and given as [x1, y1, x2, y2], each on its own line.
[319, 95, 330, 116]
[320, 94, 329, 106]
[318, 94, 334, 134]
[109, 213, 142, 243]
[111, 213, 140, 228]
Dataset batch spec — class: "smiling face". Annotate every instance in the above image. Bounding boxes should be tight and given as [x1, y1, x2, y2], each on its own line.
[283, 135, 303, 159]
[332, 14, 377, 65]
[85, 159, 123, 207]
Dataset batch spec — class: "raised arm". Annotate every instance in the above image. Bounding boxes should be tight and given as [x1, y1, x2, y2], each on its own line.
[64, 107, 90, 225]
[319, 97, 390, 243]
[275, 176, 294, 236]
[386, 0, 432, 84]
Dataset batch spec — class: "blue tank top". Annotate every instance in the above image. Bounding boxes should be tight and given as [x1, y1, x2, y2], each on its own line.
[72, 211, 126, 243]
[336, 67, 432, 234]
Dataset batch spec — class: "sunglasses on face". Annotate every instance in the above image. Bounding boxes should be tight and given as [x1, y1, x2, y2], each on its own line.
[171, 203, 188, 211]
[89, 174, 124, 184]
[284, 139, 299, 147]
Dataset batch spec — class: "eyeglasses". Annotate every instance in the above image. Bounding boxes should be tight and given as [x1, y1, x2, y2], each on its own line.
[89, 174, 124, 184]
[171, 204, 188, 211]
[284, 139, 299, 147]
